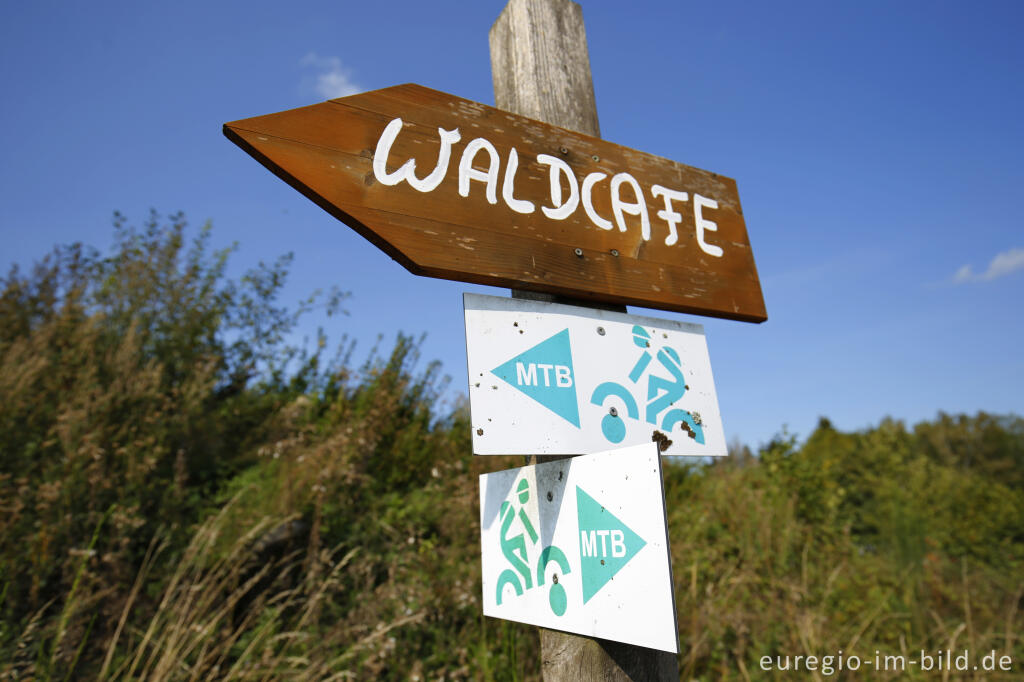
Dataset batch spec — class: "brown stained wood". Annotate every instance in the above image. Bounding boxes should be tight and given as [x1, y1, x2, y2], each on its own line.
[223, 83, 766, 322]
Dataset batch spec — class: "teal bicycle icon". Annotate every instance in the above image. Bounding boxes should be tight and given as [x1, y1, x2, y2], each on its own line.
[589, 325, 705, 446]
[494, 479, 571, 617]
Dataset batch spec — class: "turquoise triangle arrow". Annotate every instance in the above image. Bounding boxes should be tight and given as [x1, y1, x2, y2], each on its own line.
[576, 485, 646, 603]
[491, 329, 580, 427]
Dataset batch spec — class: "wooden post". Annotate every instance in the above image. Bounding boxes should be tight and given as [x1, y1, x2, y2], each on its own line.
[490, 1, 680, 680]
[490, 0, 600, 137]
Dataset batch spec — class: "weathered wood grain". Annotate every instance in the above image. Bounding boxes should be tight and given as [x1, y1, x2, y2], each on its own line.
[490, 0, 601, 137]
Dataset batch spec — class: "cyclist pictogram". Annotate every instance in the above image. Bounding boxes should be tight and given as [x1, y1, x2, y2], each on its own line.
[494, 478, 571, 616]
[589, 325, 705, 445]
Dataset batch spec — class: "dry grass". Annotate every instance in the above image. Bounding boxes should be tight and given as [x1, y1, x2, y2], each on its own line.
[3, 217, 1020, 680]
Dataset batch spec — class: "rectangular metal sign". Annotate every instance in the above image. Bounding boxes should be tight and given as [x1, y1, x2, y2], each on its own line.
[464, 293, 726, 456]
[480, 442, 678, 653]
[224, 83, 766, 322]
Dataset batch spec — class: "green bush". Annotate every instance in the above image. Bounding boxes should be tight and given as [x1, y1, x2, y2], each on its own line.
[0, 211, 346, 676]
[1, 214, 1021, 680]
[670, 416, 1024, 679]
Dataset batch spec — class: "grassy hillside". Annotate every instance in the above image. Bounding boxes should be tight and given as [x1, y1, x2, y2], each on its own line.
[2, 215, 1021, 680]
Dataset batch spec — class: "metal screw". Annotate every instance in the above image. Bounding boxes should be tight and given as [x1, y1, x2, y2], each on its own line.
[610, 249, 619, 257]
[592, 155, 600, 162]
[559, 146, 569, 155]
[597, 326, 605, 336]
[609, 406, 618, 417]
[546, 491, 553, 501]
[552, 573, 559, 584]
[574, 247, 583, 257]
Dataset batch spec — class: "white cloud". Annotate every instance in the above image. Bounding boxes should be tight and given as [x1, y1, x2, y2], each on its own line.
[953, 264, 974, 284]
[300, 53, 362, 99]
[985, 248, 1024, 280]
[953, 247, 1024, 283]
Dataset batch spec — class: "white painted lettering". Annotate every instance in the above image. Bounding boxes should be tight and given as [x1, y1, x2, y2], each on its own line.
[502, 147, 535, 214]
[555, 365, 572, 387]
[610, 172, 651, 240]
[536, 154, 580, 220]
[581, 530, 597, 557]
[611, 530, 625, 557]
[458, 138, 500, 205]
[516, 362, 537, 386]
[373, 118, 461, 193]
[371, 120, 727, 256]
[537, 363, 554, 386]
[373, 118, 413, 187]
[596, 529, 610, 555]
[651, 184, 688, 246]
[693, 193, 724, 257]
[581, 172, 613, 230]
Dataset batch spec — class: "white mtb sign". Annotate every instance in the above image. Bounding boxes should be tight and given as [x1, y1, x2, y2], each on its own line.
[464, 293, 726, 456]
[479, 443, 678, 653]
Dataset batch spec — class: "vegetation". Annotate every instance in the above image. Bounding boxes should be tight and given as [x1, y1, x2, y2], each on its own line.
[1, 213, 1021, 680]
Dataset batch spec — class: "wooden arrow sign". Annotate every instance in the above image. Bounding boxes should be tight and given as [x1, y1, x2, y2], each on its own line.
[223, 84, 766, 322]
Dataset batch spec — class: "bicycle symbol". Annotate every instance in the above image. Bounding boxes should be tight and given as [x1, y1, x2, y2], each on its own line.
[589, 325, 705, 446]
[494, 478, 571, 617]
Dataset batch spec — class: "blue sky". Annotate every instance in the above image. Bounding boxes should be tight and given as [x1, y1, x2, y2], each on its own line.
[2, 0, 1021, 449]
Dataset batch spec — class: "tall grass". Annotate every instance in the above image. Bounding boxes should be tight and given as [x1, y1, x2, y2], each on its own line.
[96, 495, 365, 680]
[2, 215, 1021, 679]
[666, 426, 1024, 680]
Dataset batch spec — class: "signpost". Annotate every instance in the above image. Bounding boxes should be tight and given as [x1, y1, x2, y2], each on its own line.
[486, 2, 691, 677]
[223, 84, 765, 321]
[464, 293, 726, 456]
[480, 443, 677, 653]
[225, 0, 764, 678]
